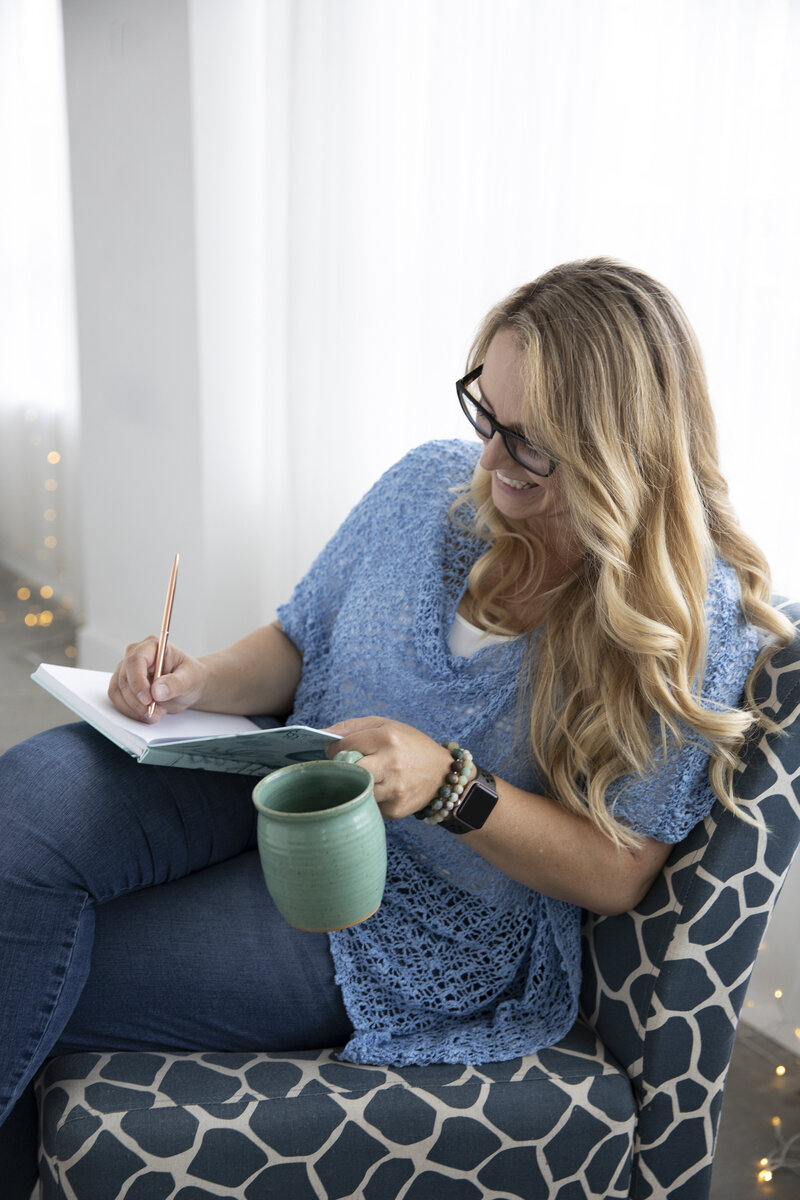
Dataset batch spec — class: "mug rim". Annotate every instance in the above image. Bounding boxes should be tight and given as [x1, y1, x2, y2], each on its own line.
[252, 758, 375, 819]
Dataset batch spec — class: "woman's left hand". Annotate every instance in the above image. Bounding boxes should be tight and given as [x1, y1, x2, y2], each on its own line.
[324, 716, 455, 820]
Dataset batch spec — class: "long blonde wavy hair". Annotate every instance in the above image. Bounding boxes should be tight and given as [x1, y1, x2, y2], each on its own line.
[456, 258, 793, 849]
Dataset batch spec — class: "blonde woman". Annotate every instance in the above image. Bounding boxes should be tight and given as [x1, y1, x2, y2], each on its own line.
[0, 259, 791, 1191]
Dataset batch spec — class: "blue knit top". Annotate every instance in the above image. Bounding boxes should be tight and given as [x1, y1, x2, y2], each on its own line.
[277, 440, 759, 1066]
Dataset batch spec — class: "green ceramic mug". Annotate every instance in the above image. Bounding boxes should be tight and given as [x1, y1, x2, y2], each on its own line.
[252, 750, 386, 932]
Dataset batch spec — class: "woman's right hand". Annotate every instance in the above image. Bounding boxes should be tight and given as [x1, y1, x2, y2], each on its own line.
[108, 637, 209, 724]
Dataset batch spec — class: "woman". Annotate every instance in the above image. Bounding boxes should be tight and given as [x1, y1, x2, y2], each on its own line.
[0, 258, 792, 1183]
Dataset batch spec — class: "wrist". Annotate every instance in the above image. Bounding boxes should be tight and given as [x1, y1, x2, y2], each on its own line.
[192, 655, 216, 709]
[440, 765, 498, 835]
[412, 740, 499, 835]
[416, 742, 474, 825]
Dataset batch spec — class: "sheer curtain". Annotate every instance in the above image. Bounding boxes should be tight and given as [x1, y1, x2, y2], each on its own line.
[0, 0, 79, 608]
[234, 0, 799, 607]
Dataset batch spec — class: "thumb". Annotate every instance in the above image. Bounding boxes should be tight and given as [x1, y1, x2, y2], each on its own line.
[151, 660, 197, 703]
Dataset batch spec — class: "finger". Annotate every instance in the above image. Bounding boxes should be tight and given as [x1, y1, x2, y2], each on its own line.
[124, 639, 160, 704]
[324, 730, 390, 766]
[323, 716, 387, 737]
[108, 641, 158, 719]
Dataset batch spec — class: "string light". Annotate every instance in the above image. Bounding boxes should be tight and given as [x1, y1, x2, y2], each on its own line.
[10, 434, 78, 664]
[753, 991, 800, 1188]
[756, 1118, 800, 1187]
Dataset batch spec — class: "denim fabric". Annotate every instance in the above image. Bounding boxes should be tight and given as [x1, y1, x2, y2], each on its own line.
[0, 722, 351, 1183]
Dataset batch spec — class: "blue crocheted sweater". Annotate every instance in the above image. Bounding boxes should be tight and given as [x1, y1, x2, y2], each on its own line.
[277, 440, 759, 1066]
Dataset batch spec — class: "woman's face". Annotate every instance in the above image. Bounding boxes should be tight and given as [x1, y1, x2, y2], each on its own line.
[477, 328, 568, 536]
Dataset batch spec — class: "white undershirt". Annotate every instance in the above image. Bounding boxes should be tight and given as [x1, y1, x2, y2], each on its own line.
[449, 609, 515, 658]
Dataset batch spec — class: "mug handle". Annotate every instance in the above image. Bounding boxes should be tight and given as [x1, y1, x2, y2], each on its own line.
[334, 749, 364, 764]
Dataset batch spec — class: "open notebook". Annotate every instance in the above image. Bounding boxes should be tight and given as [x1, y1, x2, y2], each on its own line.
[32, 663, 338, 776]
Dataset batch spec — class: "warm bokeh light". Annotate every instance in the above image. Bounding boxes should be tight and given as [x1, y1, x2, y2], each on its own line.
[47, 450, 61, 464]
[17, 586, 31, 601]
[775, 1065, 786, 1077]
[40, 586, 54, 599]
[44, 536, 58, 549]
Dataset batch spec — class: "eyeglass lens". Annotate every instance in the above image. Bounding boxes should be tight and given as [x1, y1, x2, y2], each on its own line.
[460, 377, 553, 477]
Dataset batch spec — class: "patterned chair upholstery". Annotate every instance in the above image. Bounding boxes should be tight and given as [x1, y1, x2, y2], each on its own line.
[35, 600, 800, 1200]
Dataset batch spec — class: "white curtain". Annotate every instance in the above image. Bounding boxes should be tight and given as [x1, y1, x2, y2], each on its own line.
[4, 0, 797, 624]
[207, 0, 798, 605]
[0, 0, 79, 606]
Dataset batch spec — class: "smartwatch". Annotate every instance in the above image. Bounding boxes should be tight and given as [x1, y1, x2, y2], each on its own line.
[440, 766, 498, 835]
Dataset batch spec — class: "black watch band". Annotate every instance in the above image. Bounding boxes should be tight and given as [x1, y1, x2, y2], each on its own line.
[440, 766, 498, 835]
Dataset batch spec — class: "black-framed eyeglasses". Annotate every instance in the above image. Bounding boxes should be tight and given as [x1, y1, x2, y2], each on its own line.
[456, 365, 557, 478]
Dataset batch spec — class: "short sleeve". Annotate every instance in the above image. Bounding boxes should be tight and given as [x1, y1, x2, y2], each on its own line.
[277, 444, 435, 661]
[607, 560, 760, 843]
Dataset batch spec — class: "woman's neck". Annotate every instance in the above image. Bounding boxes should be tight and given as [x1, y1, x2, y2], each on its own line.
[460, 543, 582, 635]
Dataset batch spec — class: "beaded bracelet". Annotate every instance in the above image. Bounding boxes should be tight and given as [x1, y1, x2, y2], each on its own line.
[417, 741, 474, 825]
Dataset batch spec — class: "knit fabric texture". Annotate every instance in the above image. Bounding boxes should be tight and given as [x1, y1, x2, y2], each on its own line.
[277, 440, 760, 1066]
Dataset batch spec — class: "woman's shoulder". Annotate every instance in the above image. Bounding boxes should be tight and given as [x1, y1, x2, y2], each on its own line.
[361, 440, 480, 513]
[383, 439, 481, 484]
[706, 555, 752, 634]
[704, 554, 759, 689]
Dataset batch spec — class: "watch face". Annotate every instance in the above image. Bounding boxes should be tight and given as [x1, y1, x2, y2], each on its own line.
[457, 781, 497, 829]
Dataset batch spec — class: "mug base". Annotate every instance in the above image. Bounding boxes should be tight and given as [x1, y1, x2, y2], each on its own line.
[286, 903, 381, 934]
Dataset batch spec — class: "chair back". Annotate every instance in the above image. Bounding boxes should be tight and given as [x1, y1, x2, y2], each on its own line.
[580, 598, 800, 1198]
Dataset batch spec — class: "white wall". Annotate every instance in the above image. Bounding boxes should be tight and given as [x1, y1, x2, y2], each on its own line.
[62, 0, 278, 664]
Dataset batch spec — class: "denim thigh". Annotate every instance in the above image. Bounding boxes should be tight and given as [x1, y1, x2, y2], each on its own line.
[0, 721, 349, 1120]
[55, 848, 352, 1056]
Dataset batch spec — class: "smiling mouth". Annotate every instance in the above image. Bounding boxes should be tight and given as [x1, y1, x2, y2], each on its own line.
[496, 470, 535, 491]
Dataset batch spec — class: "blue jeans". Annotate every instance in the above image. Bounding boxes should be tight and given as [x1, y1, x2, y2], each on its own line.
[0, 723, 352, 1189]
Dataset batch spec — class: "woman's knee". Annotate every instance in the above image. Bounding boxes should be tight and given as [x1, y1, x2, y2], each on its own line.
[0, 723, 166, 893]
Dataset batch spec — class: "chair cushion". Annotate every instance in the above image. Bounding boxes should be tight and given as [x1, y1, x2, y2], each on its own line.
[37, 1019, 635, 1199]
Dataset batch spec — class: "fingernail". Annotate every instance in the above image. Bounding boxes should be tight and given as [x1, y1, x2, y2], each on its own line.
[153, 683, 168, 701]
[137, 691, 150, 706]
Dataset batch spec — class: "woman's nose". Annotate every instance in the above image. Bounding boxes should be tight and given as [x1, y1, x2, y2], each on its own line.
[479, 431, 512, 472]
